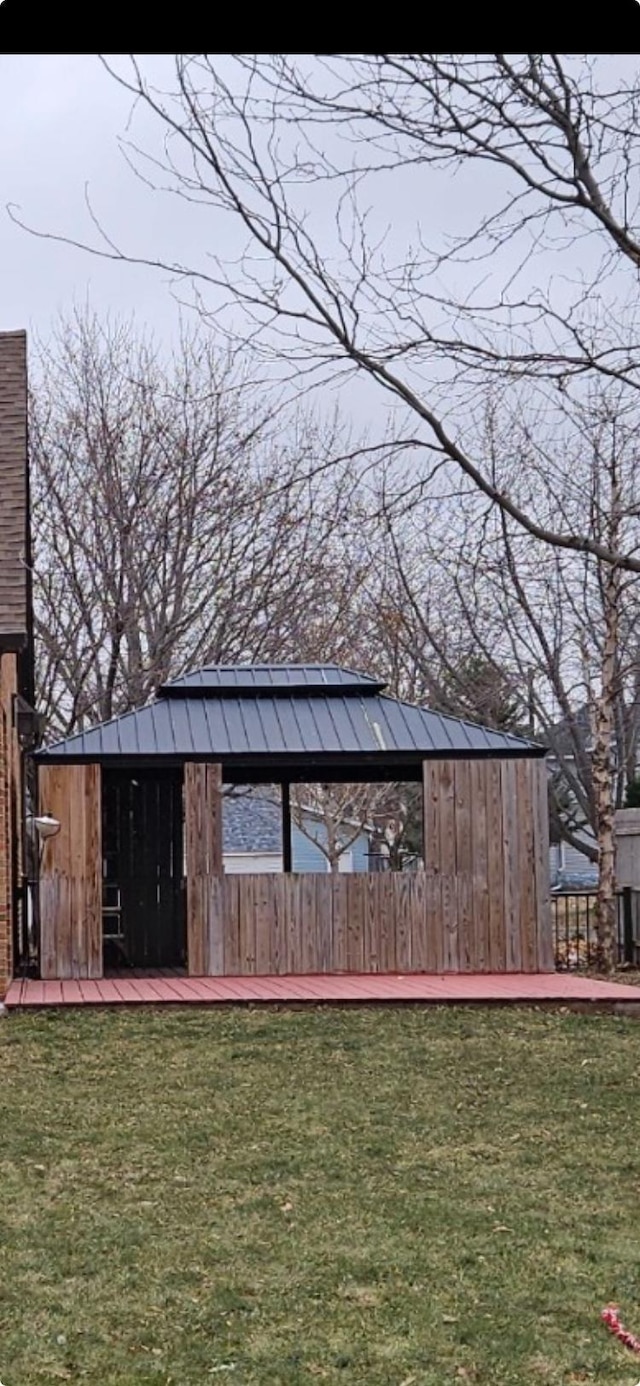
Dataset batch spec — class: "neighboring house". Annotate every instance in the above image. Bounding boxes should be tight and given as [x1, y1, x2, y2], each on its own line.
[543, 705, 599, 891]
[0, 331, 33, 997]
[222, 789, 370, 874]
[549, 839, 598, 893]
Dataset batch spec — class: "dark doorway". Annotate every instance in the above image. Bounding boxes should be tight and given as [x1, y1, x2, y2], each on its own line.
[102, 770, 185, 970]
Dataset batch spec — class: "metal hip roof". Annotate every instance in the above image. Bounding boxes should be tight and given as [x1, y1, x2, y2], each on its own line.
[38, 667, 544, 763]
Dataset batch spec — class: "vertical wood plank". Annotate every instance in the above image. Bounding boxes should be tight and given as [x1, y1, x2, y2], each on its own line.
[424, 868, 442, 972]
[409, 872, 428, 972]
[469, 760, 490, 972]
[422, 761, 437, 871]
[329, 874, 346, 971]
[531, 758, 554, 970]
[184, 762, 224, 976]
[315, 874, 333, 972]
[439, 762, 459, 971]
[208, 877, 225, 975]
[38, 763, 102, 980]
[454, 760, 474, 970]
[237, 876, 256, 974]
[500, 760, 522, 972]
[363, 875, 380, 972]
[285, 876, 301, 974]
[486, 759, 507, 970]
[271, 875, 286, 973]
[254, 873, 274, 975]
[394, 871, 412, 972]
[423, 763, 443, 971]
[515, 759, 537, 973]
[301, 874, 319, 972]
[378, 871, 395, 971]
[346, 874, 364, 972]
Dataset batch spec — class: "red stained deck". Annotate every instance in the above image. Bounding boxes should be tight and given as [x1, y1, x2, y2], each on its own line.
[5, 971, 640, 1009]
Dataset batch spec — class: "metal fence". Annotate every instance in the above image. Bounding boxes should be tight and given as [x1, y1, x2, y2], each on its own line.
[552, 887, 640, 970]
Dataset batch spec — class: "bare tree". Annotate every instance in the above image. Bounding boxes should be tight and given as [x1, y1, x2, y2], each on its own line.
[20, 55, 640, 572]
[289, 782, 414, 874]
[31, 309, 374, 736]
[376, 383, 640, 969]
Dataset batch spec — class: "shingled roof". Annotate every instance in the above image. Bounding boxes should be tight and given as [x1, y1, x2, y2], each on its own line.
[0, 331, 28, 649]
[38, 663, 544, 779]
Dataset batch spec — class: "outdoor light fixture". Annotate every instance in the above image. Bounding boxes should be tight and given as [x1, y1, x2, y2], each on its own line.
[30, 815, 61, 840]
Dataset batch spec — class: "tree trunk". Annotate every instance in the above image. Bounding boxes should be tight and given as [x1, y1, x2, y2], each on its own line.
[593, 560, 620, 973]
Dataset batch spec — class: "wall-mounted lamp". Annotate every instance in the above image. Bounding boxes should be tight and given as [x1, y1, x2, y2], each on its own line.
[31, 815, 61, 841]
[27, 814, 61, 866]
[28, 809, 60, 842]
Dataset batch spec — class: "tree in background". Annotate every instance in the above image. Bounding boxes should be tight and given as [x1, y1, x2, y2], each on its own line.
[289, 781, 421, 874]
[31, 309, 374, 736]
[39, 54, 640, 576]
[373, 382, 640, 969]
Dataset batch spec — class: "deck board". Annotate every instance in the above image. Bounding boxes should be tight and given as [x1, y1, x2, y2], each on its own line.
[5, 972, 640, 1009]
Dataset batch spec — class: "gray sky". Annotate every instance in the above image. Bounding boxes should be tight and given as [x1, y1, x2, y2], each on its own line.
[0, 55, 190, 342]
[0, 54, 538, 349]
[1, 52, 637, 429]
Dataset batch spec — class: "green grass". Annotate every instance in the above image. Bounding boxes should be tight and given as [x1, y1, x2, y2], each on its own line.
[2, 1005, 640, 1385]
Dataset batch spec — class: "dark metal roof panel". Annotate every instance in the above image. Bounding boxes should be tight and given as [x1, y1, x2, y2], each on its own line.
[38, 688, 542, 761]
[160, 663, 385, 696]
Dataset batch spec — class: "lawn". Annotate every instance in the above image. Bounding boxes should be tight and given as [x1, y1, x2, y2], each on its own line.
[2, 1005, 640, 1385]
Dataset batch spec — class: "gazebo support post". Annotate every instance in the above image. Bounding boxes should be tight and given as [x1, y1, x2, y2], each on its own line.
[281, 781, 293, 873]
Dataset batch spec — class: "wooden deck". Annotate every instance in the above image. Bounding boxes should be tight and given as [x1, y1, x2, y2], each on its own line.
[5, 971, 640, 1009]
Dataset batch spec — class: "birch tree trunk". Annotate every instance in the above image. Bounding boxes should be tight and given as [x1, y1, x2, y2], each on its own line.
[593, 559, 620, 972]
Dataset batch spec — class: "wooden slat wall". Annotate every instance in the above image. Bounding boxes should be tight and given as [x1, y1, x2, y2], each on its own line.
[423, 757, 552, 973]
[38, 763, 102, 980]
[220, 872, 442, 975]
[184, 762, 224, 976]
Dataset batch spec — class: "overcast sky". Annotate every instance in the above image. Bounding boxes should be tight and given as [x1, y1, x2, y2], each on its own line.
[0, 56, 192, 343]
[2, 52, 638, 426]
[0, 54, 542, 351]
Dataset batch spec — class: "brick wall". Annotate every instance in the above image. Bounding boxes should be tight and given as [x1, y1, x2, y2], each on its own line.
[0, 330, 28, 645]
[0, 652, 18, 994]
[0, 332, 28, 996]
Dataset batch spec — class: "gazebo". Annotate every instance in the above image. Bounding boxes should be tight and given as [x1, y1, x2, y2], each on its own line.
[34, 664, 553, 981]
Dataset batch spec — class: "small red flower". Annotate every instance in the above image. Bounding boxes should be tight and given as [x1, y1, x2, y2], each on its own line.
[601, 1304, 640, 1355]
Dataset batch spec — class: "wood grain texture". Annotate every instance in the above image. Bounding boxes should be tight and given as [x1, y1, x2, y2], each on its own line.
[438, 762, 459, 971]
[422, 755, 549, 974]
[184, 762, 224, 976]
[516, 759, 537, 974]
[469, 759, 490, 972]
[454, 760, 474, 971]
[531, 758, 554, 971]
[410, 871, 428, 972]
[346, 873, 365, 972]
[394, 871, 412, 972]
[485, 760, 507, 971]
[500, 759, 521, 972]
[38, 763, 102, 980]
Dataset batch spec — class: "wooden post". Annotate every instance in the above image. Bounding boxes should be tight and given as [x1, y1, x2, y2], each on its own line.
[184, 762, 224, 975]
[38, 763, 102, 980]
[281, 781, 293, 873]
